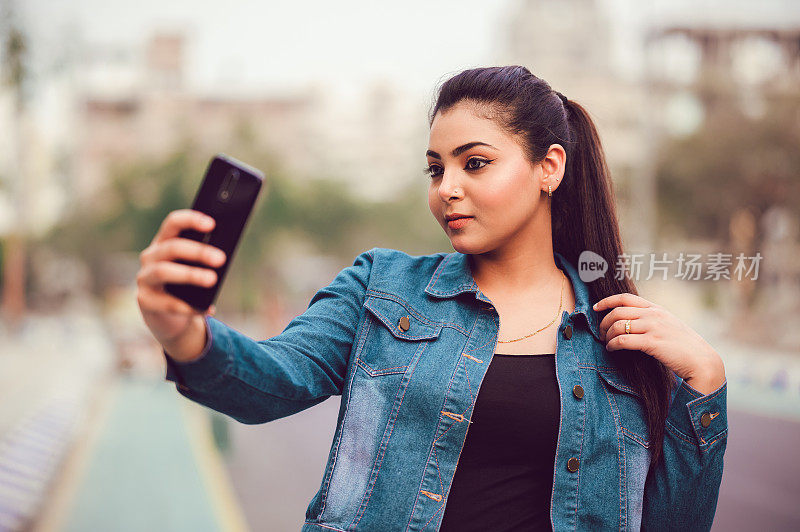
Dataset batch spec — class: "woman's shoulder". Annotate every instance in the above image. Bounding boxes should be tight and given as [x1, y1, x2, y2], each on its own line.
[359, 247, 452, 286]
[363, 246, 450, 264]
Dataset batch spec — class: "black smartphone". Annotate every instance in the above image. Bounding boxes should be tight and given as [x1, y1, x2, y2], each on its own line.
[164, 154, 264, 311]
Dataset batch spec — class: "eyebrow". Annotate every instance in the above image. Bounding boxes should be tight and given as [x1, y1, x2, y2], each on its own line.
[426, 141, 497, 160]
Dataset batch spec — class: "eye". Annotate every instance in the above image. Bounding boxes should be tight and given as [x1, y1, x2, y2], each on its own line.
[424, 164, 443, 178]
[466, 157, 492, 170]
[423, 157, 495, 179]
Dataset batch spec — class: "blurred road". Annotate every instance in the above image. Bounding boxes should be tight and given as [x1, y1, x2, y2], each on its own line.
[222, 393, 340, 531]
[713, 409, 800, 530]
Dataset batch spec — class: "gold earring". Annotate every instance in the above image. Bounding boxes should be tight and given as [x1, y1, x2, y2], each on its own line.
[548, 185, 552, 197]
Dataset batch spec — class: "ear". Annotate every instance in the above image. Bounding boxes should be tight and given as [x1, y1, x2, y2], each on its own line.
[541, 143, 566, 193]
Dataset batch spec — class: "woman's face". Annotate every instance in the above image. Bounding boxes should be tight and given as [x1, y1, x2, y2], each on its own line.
[426, 100, 563, 255]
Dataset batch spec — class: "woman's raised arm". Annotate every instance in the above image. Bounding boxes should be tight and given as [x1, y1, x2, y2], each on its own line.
[161, 248, 376, 424]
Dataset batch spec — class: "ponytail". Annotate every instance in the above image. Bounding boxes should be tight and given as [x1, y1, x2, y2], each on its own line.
[557, 96, 676, 474]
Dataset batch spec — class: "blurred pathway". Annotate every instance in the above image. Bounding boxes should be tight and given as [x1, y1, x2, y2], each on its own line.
[0, 303, 248, 532]
[36, 376, 248, 532]
[0, 306, 109, 531]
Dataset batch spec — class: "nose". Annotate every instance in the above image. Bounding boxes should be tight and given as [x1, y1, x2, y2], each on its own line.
[436, 171, 464, 202]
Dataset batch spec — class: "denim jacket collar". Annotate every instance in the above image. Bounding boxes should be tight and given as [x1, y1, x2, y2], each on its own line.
[424, 250, 603, 343]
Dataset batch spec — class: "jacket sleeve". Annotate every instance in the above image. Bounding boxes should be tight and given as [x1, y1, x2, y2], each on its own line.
[162, 248, 375, 425]
[640, 372, 728, 531]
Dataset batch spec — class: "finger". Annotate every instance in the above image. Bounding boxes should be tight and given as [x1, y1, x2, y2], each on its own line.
[138, 261, 218, 289]
[148, 237, 226, 269]
[606, 329, 650, 352]
[137, 285, 199, 315]
[598, 307, 648, 340]
[593, 292, 655, 312]
[604, 317, 644, 343]
[152, 209, 216, 245]
[207, 304, 216, 317]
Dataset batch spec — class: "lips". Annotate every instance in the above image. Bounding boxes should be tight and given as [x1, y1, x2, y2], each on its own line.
[446, 216, 473, 229]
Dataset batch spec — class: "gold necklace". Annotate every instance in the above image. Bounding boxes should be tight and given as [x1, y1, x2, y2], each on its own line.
[496, 270, 566, 344]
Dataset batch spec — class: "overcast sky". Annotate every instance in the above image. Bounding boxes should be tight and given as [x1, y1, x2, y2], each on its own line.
[11, 0, 800, 98]
[16, 0, 515, 97]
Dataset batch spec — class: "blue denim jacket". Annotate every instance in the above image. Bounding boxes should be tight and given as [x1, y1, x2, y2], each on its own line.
[164, 248, 728, 531]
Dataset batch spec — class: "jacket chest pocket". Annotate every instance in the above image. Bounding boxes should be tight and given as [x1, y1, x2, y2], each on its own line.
[597, 370, 651, 448]
[358, 295, 443, 377]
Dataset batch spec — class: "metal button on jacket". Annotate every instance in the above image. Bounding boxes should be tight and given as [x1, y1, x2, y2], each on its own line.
[567, 457, 580, 472]
[398, 316, 410, 332]
[572, 384, 584, 399]
[563, 324, 573, 339]
[700, 412, 712, 427]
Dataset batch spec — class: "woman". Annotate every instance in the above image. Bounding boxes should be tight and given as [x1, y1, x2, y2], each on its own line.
[137, 66, 727, 531]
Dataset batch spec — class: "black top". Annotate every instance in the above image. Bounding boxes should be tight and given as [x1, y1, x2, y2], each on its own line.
[439, 353, 560, 532]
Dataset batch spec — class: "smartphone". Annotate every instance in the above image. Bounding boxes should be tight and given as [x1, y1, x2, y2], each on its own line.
[164, 154, 264, 311]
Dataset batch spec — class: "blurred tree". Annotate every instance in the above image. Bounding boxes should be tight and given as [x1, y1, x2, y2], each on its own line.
[656, 91, 800, 257]
[655, 90, 800, 326]
[0, 1, 30, 328]
[36, 117, 446, 312]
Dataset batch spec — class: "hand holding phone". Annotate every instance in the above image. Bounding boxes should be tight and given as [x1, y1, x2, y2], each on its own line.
[136, 154, 264, 353]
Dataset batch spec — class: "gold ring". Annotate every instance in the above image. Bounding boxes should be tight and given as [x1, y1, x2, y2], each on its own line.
[625, 320, 631, 334]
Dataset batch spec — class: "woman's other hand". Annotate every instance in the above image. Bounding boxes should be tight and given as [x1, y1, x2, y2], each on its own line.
[594, 293, 726, 393]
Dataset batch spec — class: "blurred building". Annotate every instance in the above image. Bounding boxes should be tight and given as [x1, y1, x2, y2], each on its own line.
[643, 16, 800, 349]
[73, 32, 313, 202]
[498, 0, 655, 251]
[71, 32, 426, 206]
[642, 18, 800, 145]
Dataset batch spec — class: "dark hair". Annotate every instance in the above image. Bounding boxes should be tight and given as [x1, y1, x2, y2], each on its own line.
[428, 65, 676, 473]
